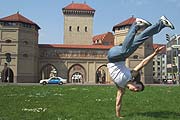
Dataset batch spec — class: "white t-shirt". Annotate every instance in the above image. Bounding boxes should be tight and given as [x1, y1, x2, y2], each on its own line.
[107, 61, 132, 88]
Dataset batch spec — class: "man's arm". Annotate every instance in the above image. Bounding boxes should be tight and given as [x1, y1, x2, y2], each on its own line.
[116, 87, 125, 118]
[133, 46, 165, 71]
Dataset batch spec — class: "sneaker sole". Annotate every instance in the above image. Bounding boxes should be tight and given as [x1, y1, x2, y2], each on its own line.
[162, 16, 175, 29]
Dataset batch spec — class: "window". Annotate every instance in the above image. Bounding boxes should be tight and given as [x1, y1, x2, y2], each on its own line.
[133, 55, 138, 59]
[4, 22, 16, 26]
[69, 26, 72, 31]
[77, 26, 80, 32]
[120, 26, 126, 30]
[5, 39, 12, 43]
[23, 41, 28, 45]
[23, 23, 31, 28]
[85, 26, 88, 32]
[23, 54, 28, 57]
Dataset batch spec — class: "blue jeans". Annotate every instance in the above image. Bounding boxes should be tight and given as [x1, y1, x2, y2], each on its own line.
[108, 20, 166, 63]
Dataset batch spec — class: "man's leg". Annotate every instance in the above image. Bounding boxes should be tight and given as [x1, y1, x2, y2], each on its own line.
[121, 18, 151, 54]
[127, 16, 174, 55]
[107, 18, 151, 62]
[107, 24, 138, 62]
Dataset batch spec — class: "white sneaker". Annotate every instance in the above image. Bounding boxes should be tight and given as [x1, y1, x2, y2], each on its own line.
[160, 16, 175, 29]
[135, 18, 152, 27]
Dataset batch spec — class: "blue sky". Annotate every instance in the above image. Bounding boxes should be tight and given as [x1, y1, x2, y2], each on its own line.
[0, 0, 180, 44]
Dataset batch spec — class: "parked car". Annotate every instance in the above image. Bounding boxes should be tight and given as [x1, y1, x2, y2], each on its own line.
[167, 79, 173, 84]
[40, 77, 67, 85]
[163, 79, 176, 84]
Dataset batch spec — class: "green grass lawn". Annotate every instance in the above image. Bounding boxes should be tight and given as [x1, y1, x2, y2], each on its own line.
[0, 85, 180, 120]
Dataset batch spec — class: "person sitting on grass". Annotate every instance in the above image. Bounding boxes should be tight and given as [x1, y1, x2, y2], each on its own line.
[107, 16, 174, 118]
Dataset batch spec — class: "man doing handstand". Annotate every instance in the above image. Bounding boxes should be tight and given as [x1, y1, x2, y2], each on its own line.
[107, 16, 174, 118]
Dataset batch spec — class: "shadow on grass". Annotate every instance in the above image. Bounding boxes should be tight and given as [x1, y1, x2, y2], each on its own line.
[128, 111, 180, 119]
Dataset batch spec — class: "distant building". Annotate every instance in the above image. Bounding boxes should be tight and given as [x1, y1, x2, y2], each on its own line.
[166, 34, 180, 81]
[153, 44, 167, 83]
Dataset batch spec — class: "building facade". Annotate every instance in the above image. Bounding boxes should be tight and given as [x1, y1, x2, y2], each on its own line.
[0, 12, 40, 83]
[0, 2, 154, 84]
[152, 44, 167, 83]
[166, 34, 180, 82]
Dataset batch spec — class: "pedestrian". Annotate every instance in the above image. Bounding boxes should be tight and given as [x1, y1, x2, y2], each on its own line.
[107, 16, 174, 118]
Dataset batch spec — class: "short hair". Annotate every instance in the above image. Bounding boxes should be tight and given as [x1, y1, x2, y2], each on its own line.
[137, 81, 145, 91]
[131, 70, 141, 83]
[119, 43, 123, 46]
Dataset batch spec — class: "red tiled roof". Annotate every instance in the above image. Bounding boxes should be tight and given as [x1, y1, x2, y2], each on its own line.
[153, 44, 166, 54]
[93, 33, 108, 42]
[63, 3, 95, 11]
[113, 16, 136, 31]
[39, 44, 112, 49]
[0, 12, 40, 29]
[92, 32, 114, 45]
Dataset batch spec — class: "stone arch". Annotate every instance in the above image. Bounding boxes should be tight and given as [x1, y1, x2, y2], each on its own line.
[96, 65, 108, 84]
[40, 64, 58, 79]
[68, 64, 86, 84]
[3, 37, 15, 42]
[1, 67, 14, 83]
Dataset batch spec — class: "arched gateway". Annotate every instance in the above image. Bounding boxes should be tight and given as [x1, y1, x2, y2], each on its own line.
[68, 64, 86, 83]
[38, 44, 111, 84]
